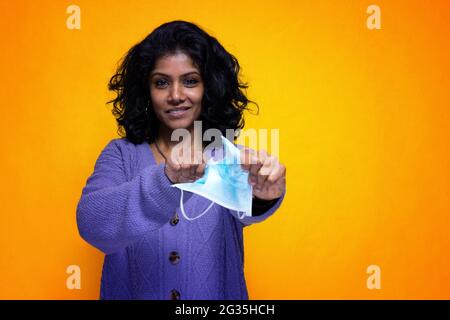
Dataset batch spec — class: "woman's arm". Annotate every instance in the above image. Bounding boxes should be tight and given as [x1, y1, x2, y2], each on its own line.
[233, 146, 286, 226]
[252, 196, 281, 216]
[76, 139, 184, 255]
[228, 190, 286, 226]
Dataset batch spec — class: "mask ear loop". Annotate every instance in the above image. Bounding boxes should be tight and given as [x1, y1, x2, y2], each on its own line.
[179, 190, 215, 221]
[235, 184, 253, 220]
[235, 211, 247, 220]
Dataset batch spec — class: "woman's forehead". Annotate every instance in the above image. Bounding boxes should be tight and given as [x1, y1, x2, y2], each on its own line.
[152, 52, 199, 73]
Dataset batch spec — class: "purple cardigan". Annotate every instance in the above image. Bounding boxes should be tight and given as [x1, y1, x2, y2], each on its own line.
[76, 138, 285, 300]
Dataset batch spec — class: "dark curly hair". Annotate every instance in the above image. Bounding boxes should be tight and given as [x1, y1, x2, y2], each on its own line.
[107, 20, 258, 145]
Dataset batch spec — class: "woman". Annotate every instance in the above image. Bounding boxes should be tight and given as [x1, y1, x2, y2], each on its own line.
[77, 20, 286, 300]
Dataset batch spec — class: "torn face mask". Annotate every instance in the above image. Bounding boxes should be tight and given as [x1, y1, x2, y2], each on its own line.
[172, 135, 253, 221]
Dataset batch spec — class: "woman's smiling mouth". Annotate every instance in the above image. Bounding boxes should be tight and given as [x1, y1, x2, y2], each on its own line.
[166, 106, 192, 118]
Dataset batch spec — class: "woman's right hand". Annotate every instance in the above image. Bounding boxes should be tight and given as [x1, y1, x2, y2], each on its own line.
[163, 150, 206, 184]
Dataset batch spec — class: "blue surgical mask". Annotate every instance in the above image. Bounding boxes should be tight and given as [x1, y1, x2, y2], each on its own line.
[172, 135, 253, 221]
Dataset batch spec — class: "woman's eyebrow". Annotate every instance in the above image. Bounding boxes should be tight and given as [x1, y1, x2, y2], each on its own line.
[150, 71, 200, 78]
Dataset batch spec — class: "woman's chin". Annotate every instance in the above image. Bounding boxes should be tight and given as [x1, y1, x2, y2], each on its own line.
[164, 118, 196, 131]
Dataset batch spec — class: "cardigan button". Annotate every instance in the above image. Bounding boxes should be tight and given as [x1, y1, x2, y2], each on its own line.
[170, 213, 179, 226]
[169, 251, 180, 264]
[170, 289, 180, 300]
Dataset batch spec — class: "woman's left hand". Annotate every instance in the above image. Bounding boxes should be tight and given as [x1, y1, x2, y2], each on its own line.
[240, 148, 286, 201]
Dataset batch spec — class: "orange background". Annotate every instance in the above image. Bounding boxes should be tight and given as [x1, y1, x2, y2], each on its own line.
[0, 0, 449, 299]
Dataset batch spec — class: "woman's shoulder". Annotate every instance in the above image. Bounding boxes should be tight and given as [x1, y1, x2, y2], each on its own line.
[105, 137, 146, 149]
[99, 137, 150, 175]
[101, 137, 147, 159]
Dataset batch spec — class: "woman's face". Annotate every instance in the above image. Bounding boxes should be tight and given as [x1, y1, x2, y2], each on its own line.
[149, 52, 204, 134]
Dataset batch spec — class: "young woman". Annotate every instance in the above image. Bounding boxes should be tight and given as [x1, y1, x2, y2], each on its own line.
[77, 20, 286, 300]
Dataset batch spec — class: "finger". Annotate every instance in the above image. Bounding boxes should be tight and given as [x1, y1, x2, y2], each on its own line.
[193, 140, 203, 165]
[167, 151, 181, 171]
[249, 152, 263, 175]
[261, 170, 286, 193]
[195, 163, 206, 177]
[180, 163, 192, 181]
[263, 170, 285, 188]
[189, 163, 198, 177]
[256, 155, 272, 189]
[267, 163, 286, 183]
[170, 143, 183, 164]
[177, 141, 193, 165]
[248, 161, 263, 186]
[240, 148, 255, 171]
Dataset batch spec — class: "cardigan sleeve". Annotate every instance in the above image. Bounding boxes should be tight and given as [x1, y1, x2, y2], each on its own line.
[252, 196, 281, 216]
[76, 139, 185, 255]
[227, 190, 286, 227]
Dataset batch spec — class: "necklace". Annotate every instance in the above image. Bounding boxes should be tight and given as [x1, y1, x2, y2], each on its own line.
[154, 141, 167, 163]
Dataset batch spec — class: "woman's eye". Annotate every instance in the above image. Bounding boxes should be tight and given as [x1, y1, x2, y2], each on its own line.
[155, 79, 168, 88]
[184, 79, 199, 87]
[154, 78, 199, 88]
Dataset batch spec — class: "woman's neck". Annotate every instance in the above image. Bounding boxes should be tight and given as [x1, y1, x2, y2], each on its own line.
[156, 126, 199, 153]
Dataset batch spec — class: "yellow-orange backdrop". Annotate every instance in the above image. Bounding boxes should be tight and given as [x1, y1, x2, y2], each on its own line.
[0, 0, 449, 299]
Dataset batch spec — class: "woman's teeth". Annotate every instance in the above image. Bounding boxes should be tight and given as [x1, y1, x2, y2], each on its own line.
[167, 107, 190, 117]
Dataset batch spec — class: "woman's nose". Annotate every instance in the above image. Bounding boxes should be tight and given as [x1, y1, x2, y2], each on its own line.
[168, 82, 186, 104]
